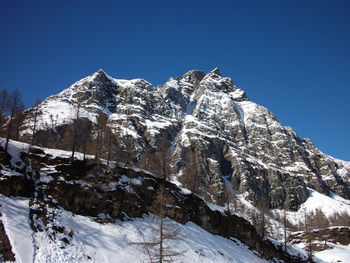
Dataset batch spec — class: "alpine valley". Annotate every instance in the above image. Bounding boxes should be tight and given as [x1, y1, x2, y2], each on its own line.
[1, 69, 349, 263]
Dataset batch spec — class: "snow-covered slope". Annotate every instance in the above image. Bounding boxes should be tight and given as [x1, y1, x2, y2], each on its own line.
[0, 194, 269, 263]
[1, 139, 312, 263]
[2, 138, 350, 262]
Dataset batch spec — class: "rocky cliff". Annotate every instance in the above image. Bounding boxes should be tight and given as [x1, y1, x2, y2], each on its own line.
[22, 69, 350, 212]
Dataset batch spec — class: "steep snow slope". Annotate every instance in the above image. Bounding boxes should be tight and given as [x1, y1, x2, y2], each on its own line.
[0, 194, 270, 263]
[0, 197, 33, 263]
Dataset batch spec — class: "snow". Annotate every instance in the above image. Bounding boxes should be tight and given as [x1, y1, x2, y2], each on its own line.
[0, 137, 94, 163]
[165, 78, 180, 91]
[315, 244, 350, 263]
[144, 117, 173, 135]
[228, 89, 245, 101]
[0, 195, 34, 263]
[270, 188, 350, 233]
[35, 100, 97, 130]
[298, 189, 350, 219]
[0, 193, 268, 263]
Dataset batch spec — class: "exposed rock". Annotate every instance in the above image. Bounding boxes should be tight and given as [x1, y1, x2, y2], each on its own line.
[0, 216, 15, 262]
[19, 69, 350, 212]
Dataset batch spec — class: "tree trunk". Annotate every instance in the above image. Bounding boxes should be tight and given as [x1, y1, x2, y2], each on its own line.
[159, 183, 164, 263]
[106, 132, 112, 169]
[71, 104, 80, 162]
[283, 210, 287, 252]
[4, 114, 14, 152]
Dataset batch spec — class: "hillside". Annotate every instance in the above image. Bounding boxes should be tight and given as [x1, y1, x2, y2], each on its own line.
[0, 139, 309, 262]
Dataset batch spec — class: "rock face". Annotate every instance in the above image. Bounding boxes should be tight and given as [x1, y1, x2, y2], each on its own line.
[22, 69, 350, 211]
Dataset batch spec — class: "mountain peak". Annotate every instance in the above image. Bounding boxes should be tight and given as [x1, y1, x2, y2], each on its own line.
[97, 68, 106, 74]
[91, 69, 114, 83]
[209, 67, 221, 76]
[180, 69, 206, 85]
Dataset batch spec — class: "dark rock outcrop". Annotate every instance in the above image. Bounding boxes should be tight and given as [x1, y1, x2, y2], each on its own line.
[0, 215, 15, 262]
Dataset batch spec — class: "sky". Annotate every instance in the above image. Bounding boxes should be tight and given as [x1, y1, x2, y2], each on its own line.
[0, 0, 349, 160]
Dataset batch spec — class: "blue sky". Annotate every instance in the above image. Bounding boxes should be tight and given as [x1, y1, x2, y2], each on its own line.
[0, 0, 349, 160]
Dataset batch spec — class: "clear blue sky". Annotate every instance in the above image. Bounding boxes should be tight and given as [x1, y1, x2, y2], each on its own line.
[0, 0, 349, 161]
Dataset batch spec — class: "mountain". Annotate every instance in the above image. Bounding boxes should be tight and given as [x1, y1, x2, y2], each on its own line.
[22, 68, 350, 212]
[3, 68, 348, 262]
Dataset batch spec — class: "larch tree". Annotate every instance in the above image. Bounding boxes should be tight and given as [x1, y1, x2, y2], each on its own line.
[304, 210, 313, 261]
[105, 126, 113, 169]
[70, 103, 81, 161]
[5, 89, 24, 151]
[12, 101, 25, 141]
[0, 88, 9, 135]
[283, 209, 288, 252]
[95, 112, 108, 160]
[25, 99, 42, 170]
[78, 118, 93, 161]
[130, 138, 184, 262]
[29, 99, 42, 147]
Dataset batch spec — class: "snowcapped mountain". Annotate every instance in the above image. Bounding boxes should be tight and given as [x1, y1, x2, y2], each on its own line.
[1, 67, 350, 262]
[23, 68, 350, 212]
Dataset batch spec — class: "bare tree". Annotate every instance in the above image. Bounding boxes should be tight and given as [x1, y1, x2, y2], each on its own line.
[130, 222, 183, 263]
[261, 209, 266, 237]
[70, 103, 81, 161]
[283, 209, 288, 252]
[29, 99, 42, 147]
[106, 127, 113, 168]
[0, 88, 9, 134]
[254, 202, 268, 238]
[328, 211, 350, 226]
[5, 89, 24, 151]
[79, 119, 92, 161]
[25, 99, 42, 169]
[12, 101, 25, 141]
[130, 139, 184, 262]
[308, 208, 329, 229]
[304, 210, 313, 261]
[154, 139, 184, 262]
[130, 183, 184, 263]
[94, 112, 108, 160]
[232, 194, 238, 212]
